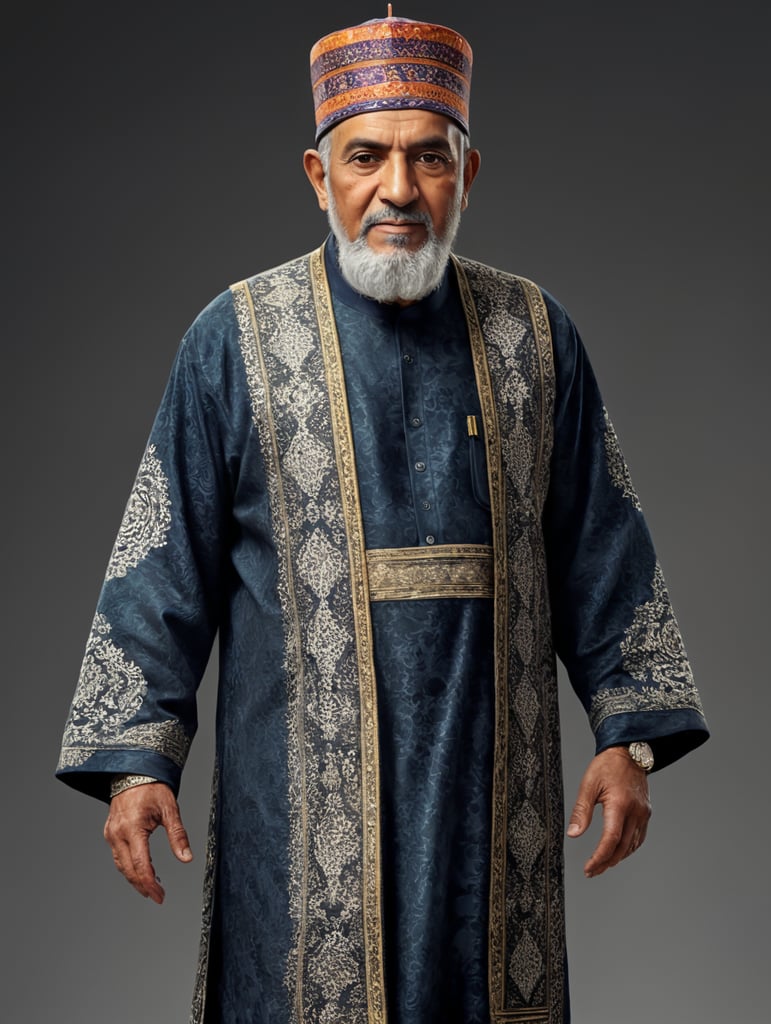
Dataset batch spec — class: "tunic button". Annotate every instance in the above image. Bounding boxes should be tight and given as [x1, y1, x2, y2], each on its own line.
[421, 500, 431, 510]
[415, 461, 426, 472]
[403, 353, 414, 364]
[426, 535, 436, 545]
[411, 416, 422, 427]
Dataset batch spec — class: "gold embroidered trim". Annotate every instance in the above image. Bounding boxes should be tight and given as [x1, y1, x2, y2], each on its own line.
[454, 257, 562, 1021]
[310, 246, 387, 1024]
[491, 1011, 550, 1023]
[189, 761, 219, 1024]
[366, 544, 494, 601]
[230, 277, 312, 1020]
[519, 279, 554, 512]
[508, 275, 557, 1020]
[452, 256, 512, 1014]
[109, 774, 158, 798]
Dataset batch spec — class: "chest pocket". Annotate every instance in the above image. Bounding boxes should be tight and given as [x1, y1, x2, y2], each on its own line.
[467, 415, 491, 511]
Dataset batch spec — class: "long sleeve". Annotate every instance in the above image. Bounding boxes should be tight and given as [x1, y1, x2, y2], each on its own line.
[57, 292, 247, 801]
[542, 293, 708, 769]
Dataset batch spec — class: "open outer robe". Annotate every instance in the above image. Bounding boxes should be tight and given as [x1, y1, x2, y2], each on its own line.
[57, 247, 707, 1024]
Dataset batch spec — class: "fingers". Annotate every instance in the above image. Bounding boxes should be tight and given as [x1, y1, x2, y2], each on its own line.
[566, 772, 598, 839]
[568, 747, 652, 878]
[103, 783, 191, 903]
[127, 828, 166, 904]
[583, 795, 650, 877]
[105, 813, 165, 903]
[160, 802, 194, 863]
[584, 806, 637, 878]
[629, 820, 649, 856]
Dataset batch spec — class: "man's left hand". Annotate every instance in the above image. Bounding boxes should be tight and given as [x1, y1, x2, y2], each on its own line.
[566, 746, 652, 877]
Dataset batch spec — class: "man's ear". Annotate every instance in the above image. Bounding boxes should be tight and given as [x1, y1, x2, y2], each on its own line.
[462, 148, 481, 210]
[304, 149, 329, 211]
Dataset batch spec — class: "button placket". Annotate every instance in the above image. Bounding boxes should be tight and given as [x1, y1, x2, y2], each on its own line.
[397, 321, 439, 546]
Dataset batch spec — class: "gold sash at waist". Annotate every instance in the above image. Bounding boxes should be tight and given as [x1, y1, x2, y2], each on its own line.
[366, 544, 494, 602]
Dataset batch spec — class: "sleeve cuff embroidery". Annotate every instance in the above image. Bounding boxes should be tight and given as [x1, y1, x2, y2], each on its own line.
[110, 774, 160, 798]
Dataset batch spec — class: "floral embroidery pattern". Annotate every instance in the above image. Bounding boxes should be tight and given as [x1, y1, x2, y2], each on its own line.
[590, 565, 703, 730]
[621, 564, 695, 686]
[603, 409, 642, 512]
[106, 444, 172, 580]
[58, 614, 189, 769]
[64, 613, 146, 744]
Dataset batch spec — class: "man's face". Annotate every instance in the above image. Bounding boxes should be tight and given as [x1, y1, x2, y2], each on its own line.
[308, 109, 478, 253]
[304, 109, 480, 302]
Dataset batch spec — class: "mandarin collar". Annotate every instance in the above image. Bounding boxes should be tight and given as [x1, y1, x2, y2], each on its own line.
[322, 235, 452, 323]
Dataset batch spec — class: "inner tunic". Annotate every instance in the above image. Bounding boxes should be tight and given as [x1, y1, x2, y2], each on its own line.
[325, 242, 496, 1023]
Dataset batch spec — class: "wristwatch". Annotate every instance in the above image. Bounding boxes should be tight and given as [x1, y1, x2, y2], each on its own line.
[628, 741, 654, 772]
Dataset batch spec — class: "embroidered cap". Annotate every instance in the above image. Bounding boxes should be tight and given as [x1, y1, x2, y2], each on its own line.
[310, 9, 473, 142]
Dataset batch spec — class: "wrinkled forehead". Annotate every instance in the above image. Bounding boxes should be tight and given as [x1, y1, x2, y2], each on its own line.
[324, 109, 467, 156]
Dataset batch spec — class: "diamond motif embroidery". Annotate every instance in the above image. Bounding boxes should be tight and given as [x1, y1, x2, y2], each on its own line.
[298, 528, 347, 598]
[284, 428, 332, 497]
[509, 929, 545, 1002]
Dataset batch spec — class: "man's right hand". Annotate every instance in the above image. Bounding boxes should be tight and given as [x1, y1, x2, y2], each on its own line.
[103, 782, 193, 904]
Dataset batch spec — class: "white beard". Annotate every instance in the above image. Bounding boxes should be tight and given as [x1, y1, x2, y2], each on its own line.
[326, 185, 463, 304]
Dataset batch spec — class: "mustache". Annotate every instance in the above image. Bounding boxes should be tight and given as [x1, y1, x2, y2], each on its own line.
[361, 206, 433, 234]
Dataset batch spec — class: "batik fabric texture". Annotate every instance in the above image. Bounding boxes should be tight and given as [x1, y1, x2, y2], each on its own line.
[57, 242, 707, 1024]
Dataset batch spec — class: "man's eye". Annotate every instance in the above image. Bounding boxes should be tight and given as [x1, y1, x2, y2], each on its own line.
[417, 153, 449, 166]
[350, 153, 378, 164]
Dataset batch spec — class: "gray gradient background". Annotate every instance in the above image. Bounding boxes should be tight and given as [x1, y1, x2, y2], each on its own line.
[3, 1, 768, 1020]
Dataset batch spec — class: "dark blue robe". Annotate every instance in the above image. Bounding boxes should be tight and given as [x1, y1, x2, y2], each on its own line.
[57, 242, 708, 1024]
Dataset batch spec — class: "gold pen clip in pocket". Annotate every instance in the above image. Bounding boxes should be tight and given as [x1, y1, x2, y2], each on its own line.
[467, 414, 490, 509]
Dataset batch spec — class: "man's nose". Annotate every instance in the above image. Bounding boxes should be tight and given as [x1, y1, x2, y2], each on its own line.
[376, 155, 419, 208]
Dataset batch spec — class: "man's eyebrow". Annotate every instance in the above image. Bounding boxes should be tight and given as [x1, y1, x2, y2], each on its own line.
[339, 135, 455, 156]
[409, 136, 455, 154]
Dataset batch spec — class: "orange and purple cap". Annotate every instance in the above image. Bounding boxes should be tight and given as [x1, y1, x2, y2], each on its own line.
[310, 6, 473, 142]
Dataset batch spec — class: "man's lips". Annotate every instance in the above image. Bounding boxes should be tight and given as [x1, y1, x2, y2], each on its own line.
[368, 221, 425, 231]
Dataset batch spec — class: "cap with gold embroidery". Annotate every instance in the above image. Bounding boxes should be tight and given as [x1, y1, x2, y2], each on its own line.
[310, 7, 472, 142]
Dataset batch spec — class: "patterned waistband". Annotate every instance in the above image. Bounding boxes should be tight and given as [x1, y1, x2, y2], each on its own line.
[366, 544, 494, 602]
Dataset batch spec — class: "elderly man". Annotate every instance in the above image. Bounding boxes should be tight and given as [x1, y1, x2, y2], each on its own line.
[57, 11, 707, 1024]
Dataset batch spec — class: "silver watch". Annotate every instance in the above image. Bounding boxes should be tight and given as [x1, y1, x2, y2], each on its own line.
[628, 741, 654, 772]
